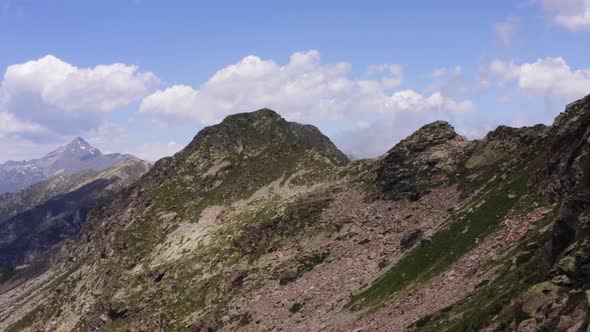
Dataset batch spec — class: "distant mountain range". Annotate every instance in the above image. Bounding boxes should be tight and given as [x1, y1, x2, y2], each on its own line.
[0, 158, 150, 268]
[0, 137, 136, 193]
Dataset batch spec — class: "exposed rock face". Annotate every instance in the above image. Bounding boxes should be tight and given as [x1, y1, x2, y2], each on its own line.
[0, 159, 150, 268]
[376, 121, 468, 200]
[0, 137, 137, 193]
[501, 95, 590, 332]
[2, 101, 590, 332]
[465, 124, 549, 170]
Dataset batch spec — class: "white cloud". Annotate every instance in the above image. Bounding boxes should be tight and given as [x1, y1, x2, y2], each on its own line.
[484, 59, 519, 82]
[138, 85, 223, 126]
[539, 0, 590, 31]
[84, 121, 131, 154]
[138, 50, 471, 125]
[0, 136, 61, 163]
[367, 63, 404, 89]
[132, 141, 183, 162]
[387, 90, 472, 113]
[0, 112, 48, 138]
[494, 16, 519, 47]
[0, 55, 159, 136]
[483, 57, 590, 100]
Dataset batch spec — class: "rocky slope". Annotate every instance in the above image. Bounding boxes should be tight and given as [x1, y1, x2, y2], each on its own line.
[0, 170, 99, 225]
[1, 101, 590, 332]
[0, 159, 150, 270]
[0, 137, 136, 193]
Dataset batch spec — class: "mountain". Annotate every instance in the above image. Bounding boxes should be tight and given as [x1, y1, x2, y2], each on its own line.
[1, 102, 590, 332]
[0, 169, 99, 225]
[0, 137, 136, 193]
[0, 159, 150, 269]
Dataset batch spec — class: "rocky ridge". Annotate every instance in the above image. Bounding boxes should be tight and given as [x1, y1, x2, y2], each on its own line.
[1, 100, 590, 332]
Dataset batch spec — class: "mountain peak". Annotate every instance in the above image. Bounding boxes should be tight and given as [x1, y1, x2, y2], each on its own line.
[183, 108, 349, 166]
[64, 137, 100, 156]
[407, 120, 457, 144]
[377, 120, 466, 200]
[384, 120, 459, 157]
[0, 137, 138, 193]
[246, 107, 282, 118]
[71, 137, 88, 144]
[220, 108, 285, 127]
[143, 108, 349, 207]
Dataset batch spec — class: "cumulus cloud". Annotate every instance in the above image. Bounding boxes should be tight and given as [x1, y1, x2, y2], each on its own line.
[138, 50, 472, 125]
[0, 136, 61, 163]
[483, 57, 590, 100]
[83, 121, 131, 154]
[132, 141, 183, 162]
[367, 63, 404, 89]
[539, 0, 590, 31]
[386, 90, 471, 113]
[138, 85, 223, 126]
[0, 55, 158, 137]
[0, 112, 48, 138]
[494, 16, 519, 47]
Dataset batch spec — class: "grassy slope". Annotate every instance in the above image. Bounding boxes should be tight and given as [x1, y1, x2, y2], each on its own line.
[347, 167, 530, 311]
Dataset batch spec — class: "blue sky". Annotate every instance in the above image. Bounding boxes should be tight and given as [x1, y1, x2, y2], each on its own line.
[1, 0, 590, 161]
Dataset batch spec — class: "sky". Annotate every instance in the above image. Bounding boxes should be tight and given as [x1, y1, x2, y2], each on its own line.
[1, 0, 590, 162]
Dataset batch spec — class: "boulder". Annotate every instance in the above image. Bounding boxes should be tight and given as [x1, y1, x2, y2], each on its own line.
[400, 229, 424, 251]
[516, 282, 560, 319]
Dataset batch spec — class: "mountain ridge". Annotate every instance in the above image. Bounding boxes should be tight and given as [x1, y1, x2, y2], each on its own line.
[0, 137, 137, 193]
[0, 158, 150, 269]
[1, 101, 590, 331]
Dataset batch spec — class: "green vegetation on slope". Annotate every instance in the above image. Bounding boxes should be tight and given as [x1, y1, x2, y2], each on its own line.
[346, 164, 534, 311]
[411, 206, 557, 331]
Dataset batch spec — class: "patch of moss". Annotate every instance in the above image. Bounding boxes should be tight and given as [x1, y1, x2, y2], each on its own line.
[289, 302, 304, 314]
[414, 314, 432, 328]
[238, 312, 253, 326]
[298, 251, 330, 273]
